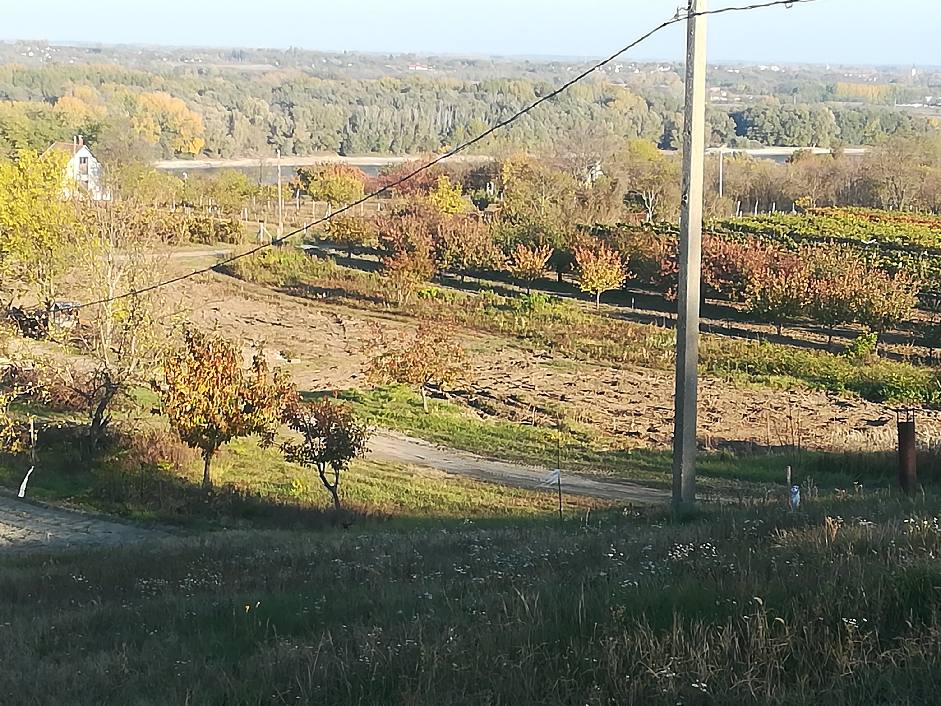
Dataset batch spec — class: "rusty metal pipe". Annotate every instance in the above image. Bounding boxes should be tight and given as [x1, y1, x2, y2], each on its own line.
[897, 410, 917, 495]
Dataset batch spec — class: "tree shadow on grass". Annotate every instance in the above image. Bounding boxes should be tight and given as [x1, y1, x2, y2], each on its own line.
[301, 240, 382, 273]
[277, 282, 389, 309]
[2, 424, 372, 531]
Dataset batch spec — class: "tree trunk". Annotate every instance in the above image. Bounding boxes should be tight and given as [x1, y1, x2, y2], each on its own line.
[595, 291, 601, 309]
[202, 450, 213, 490]
[329, 486, 340, 512]
[421, 386, 429, 414]
[89, 384, 117, 450]
[319, 465, 342, 516]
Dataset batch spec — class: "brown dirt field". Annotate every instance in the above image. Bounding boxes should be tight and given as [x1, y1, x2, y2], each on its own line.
[171, 267, 941, 456]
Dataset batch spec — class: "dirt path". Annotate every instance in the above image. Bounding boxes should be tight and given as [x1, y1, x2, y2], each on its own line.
[369, 430, 668, 504]
[0, 495, 165, 553]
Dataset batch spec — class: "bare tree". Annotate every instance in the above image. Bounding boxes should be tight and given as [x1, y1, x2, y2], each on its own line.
[68, 201, 174, 448]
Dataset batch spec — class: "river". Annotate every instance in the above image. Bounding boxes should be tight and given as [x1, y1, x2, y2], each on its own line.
[153, 154, 487, 185]
[153, 148, 866, 184]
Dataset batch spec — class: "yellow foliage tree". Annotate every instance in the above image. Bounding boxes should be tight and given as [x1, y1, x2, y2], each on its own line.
[573, 240, 628, 308]
[0, 150, 81, 310]
[54, 93, 107, 126]
[157, 328, 296, 488]
[133, 92, 205, 156]
[509, 243, 552, 294]
[425, 175, 467, 215]
[366, 323, 467, 413]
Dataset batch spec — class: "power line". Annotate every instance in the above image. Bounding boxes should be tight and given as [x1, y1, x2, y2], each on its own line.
[75, 0, 816, 311]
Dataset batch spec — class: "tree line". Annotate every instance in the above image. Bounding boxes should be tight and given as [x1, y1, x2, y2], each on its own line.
[0, 60, 936, 161]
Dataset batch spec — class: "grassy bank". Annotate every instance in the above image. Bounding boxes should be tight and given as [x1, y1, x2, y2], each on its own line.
[342, 385, 927, 492]
[3, 495, 940, 704]
[0, 417, 601, 529]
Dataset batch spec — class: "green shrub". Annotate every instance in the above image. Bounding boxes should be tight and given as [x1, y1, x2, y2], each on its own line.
[844, 332, 879, 359]
[222, 248, 336, 286]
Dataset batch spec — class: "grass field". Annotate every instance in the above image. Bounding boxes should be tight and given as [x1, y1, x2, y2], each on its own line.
[2, 494, 940, 704]
[342, 385, 925, 493]
[1, 380, 918, 533]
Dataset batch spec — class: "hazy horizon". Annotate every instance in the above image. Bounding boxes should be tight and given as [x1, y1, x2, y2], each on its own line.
[2, 0, 939, 67]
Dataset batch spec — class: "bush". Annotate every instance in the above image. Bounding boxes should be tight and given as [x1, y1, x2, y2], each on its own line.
[844, 332, 879, 360]
[185, 215, 243, 244]
[222, 247, 336, 286]
[512, 292, 555, 315]
[110, 426, 199, 476]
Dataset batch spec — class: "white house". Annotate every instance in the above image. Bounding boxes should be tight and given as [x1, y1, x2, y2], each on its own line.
[42, 135, 110, 201]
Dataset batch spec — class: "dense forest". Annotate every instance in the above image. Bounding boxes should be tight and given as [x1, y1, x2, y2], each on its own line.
[0, 42, 938, 160]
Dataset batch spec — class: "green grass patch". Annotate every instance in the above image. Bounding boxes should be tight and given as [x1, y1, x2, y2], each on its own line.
[703, 338, 941, 404]
[341, 385, 914, 492]
[0, 413, 601, 529]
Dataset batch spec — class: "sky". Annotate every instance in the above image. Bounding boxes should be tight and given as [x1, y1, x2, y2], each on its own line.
[3, 0, 939, 67]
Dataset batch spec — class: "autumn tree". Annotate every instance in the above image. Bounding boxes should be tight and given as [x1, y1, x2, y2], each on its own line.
[280, 399, 370, 512]
[376, 201, 439, 305]
[804, 246, 868, 345]
[157, 327, 296, 489]
[786, 150, 843, 208]
[0, 149, 81, 315]
[509, 243, 552, 294]
[613, 139, 681, 222]
[366, 323, 467, 413]
[855, 271, 919, 347]
[324, 215, 376, 258]
[861, 137, 928, 211]
[425, 175, 468, 215]
[296, 163, 366, 209]
[743, 250, 812, 335]
[573, 240, 628, 308]
[64, 202, 171, 448]
[702, 236, 754, 300]
[436, 217, 503, 281]
[377, 159, 444, 196]
[498, 155, 579, 282]
[131, 91, 206, 156]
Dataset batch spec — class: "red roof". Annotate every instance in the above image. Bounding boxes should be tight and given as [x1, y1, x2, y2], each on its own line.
[42, 140, 84, 158]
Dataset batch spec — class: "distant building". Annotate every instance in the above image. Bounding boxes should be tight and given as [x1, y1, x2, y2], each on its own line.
[42, 135, 110, 201]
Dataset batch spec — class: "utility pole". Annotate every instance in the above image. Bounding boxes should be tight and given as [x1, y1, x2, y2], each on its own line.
[672, 0, 708, 510]
[718, 146, 725, 199]
[276, 148, 284, 240]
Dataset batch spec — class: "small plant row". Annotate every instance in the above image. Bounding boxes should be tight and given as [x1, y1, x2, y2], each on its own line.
[711, 208, 941, 288]
[716, 208, 941, 249]
[310, 202, 926, 346]
[591, 223, 921, 345]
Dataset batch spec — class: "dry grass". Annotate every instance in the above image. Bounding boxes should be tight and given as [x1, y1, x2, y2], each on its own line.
[2, 494, 941, 704]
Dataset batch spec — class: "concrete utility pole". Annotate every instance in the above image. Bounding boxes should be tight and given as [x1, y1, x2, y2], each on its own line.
[672, 0, 708, 509]
[276, 148, 284, 239]
[718, 146, 725, 199]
